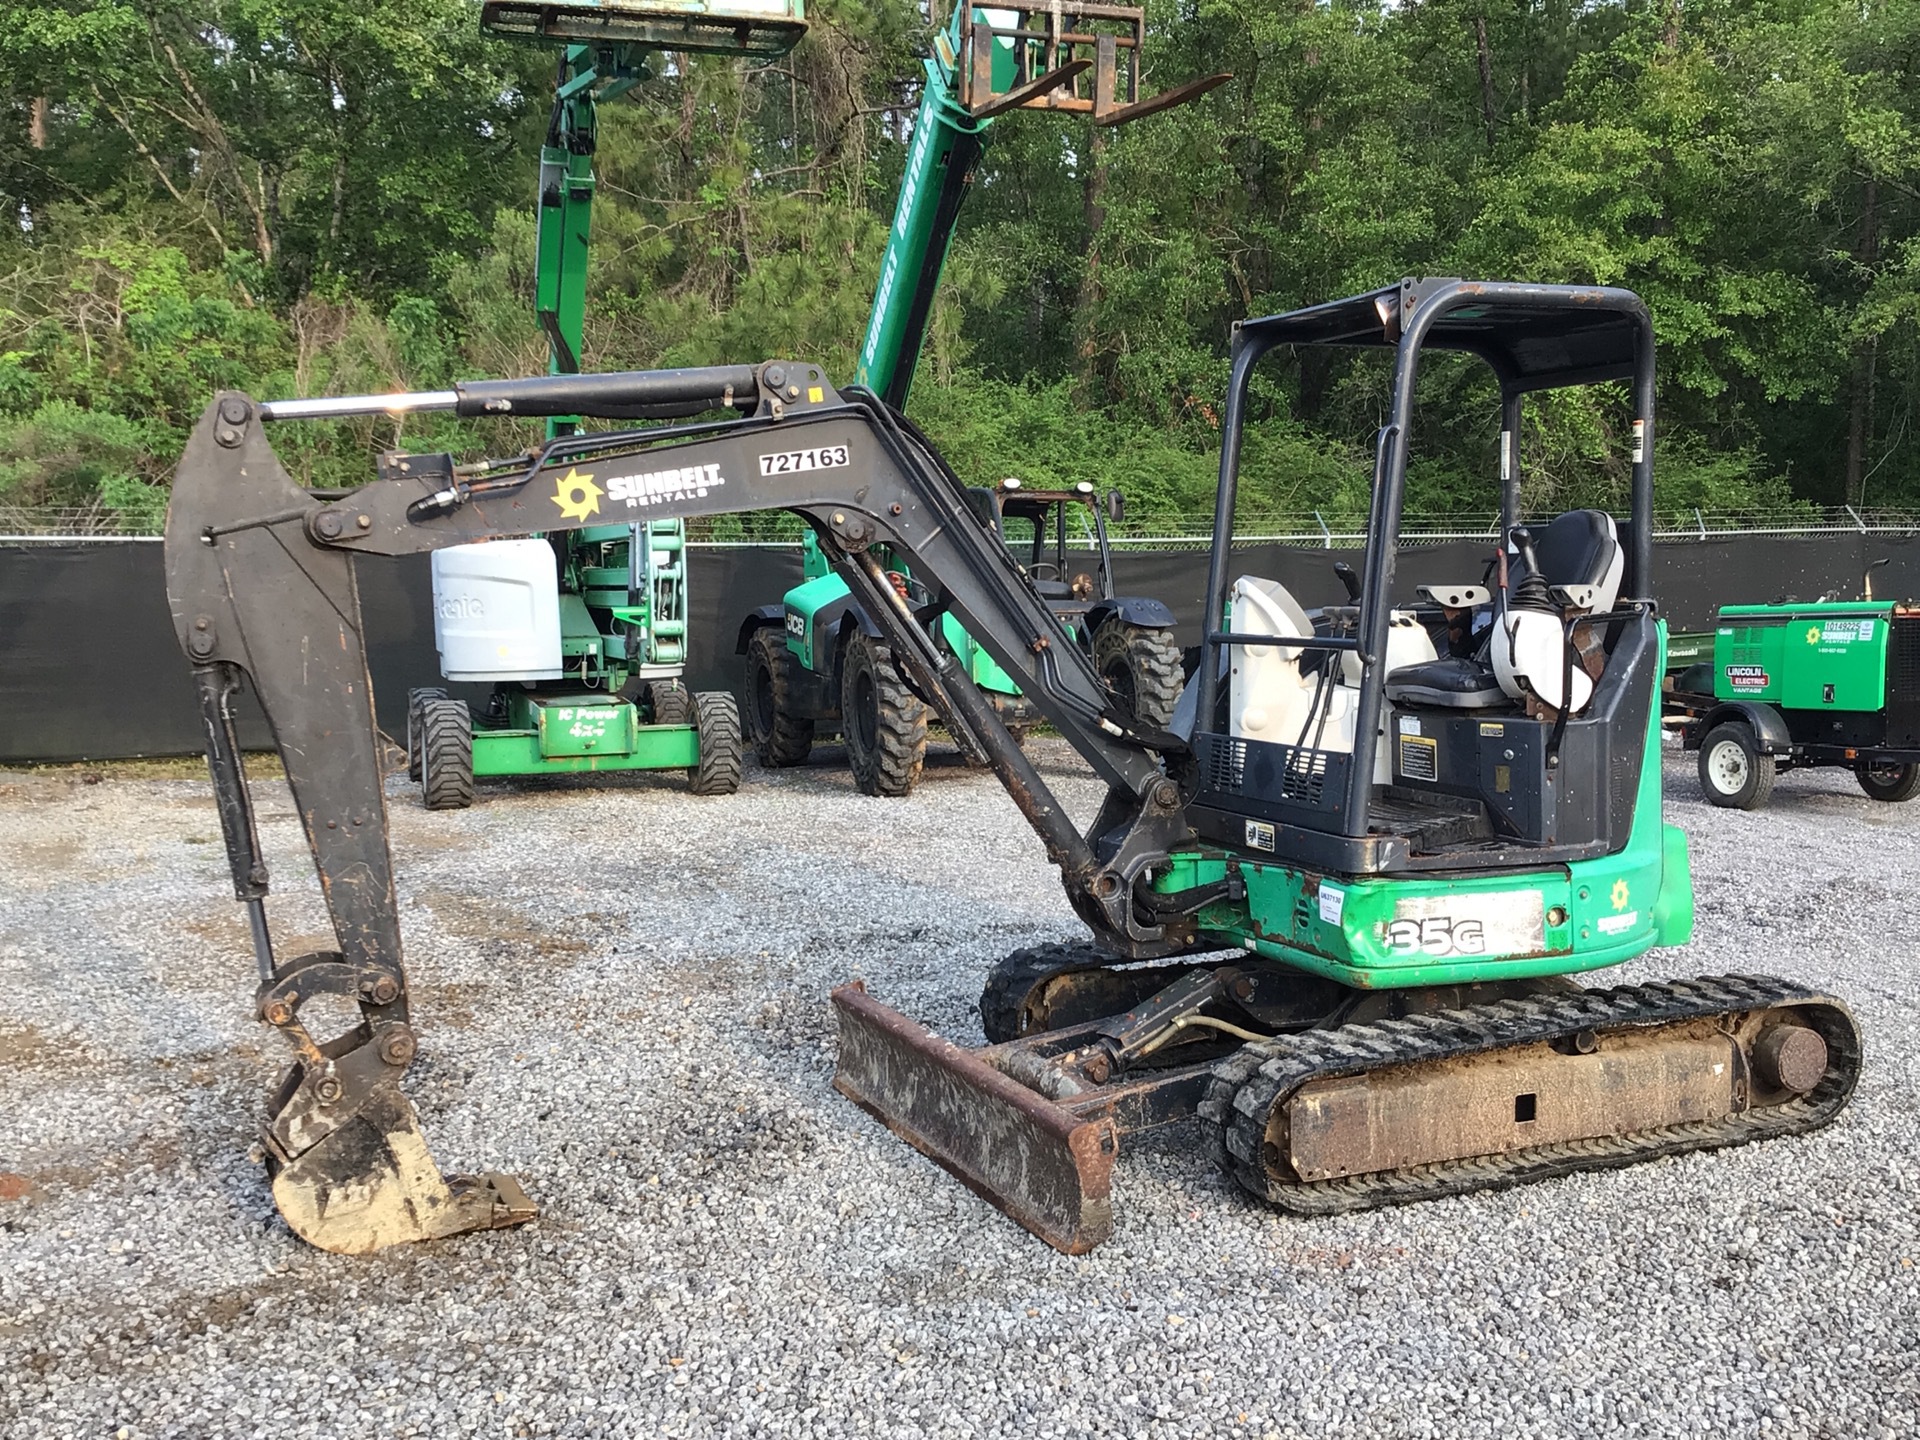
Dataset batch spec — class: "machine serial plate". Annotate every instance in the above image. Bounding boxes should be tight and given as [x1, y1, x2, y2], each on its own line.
[1383, 891, 1547, 959]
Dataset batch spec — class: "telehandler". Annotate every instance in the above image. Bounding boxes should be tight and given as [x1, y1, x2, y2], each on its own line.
[167, 278, 1858, 1254]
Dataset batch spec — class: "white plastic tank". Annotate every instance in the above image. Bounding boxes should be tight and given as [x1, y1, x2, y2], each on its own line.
[431, 539, 564, 682]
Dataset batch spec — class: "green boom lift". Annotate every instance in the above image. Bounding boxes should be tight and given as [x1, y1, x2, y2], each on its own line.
[736, 2, 1227, 796]
[402, 0, 809, 808]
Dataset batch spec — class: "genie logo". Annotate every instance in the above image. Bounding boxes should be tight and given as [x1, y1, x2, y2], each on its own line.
[438, 596, 483, 621]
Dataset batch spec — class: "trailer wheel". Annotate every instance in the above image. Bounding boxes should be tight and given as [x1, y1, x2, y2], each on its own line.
[406, 687, 446, 782]
[419, 696, 475, 811]
[1855, 759, 1920, 802]
[688, 691, 743, 796]
[841, 632, 926, 797]
[649, 677, 692, 727]
[1698, 721, 1774, 810]
[744, 627, 814, 767]
[1092, 618, 1183, 730]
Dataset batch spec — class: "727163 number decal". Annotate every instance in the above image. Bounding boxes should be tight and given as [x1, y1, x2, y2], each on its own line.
[759, 445, 850, 477]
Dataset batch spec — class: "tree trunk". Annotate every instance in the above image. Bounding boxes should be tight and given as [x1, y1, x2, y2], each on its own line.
[1845, 177, 1879, 507]
[1473, 16, 1497, 150]
[29, 97, 47, 149]
[1071, 128, 1110, 406]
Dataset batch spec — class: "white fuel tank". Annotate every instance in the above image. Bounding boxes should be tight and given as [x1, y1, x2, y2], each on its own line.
[431, 539, 564, 682]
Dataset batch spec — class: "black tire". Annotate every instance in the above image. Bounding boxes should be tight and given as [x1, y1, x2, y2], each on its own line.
[688, 691, 743, 796]
[649, 677, 692, 727]
[840, 632, 926, 797]
[744, 627, 814, 767]
[1092, 618, 1184, 730]
[1856, 759, 1920, 802]
[419, 696, 475, 811]
[1698, 721, 1775, 810]
[405, 687, 445, 782]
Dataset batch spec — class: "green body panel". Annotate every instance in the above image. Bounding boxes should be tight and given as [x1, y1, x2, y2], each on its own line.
[1665, 629, 1714, 673]
[1712, 602, 1890, 711]
[1149, 621, 1694, 989]
[472, 692, 696, 775]
[781, 570, 845, 665]
[939, 611, 1020, 696]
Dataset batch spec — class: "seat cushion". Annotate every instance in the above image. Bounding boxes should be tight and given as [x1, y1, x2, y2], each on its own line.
[1385, 655, 1510, 709]
[1515, 509, 1623, 613]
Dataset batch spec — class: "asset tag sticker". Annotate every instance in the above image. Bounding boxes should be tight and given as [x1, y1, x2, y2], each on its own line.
[758, 445, 851, 477]
[1384, 890, 1546, 958]
[1319, 883, 1345, 925]
[1397, 715, 1422, 736]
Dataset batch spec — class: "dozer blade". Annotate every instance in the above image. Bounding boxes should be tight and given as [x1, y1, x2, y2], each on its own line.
[832, 983, 1116, 1254]
[266, 1071, 536, 1255]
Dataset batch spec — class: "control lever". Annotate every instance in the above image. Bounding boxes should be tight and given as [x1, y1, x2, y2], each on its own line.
[1332, 560, 1362, 603]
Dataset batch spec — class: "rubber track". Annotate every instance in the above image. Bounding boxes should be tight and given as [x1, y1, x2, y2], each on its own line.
[979, 942, 1114, 1044]
[1094, 621, 1185, 731]
[1199, 973, 1860, 1215]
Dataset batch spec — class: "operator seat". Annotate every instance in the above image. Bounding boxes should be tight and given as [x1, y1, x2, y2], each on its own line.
[1384, 509, 1624, 710]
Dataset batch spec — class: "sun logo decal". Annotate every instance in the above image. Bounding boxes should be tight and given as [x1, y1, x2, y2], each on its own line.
[1806, 626, 1822, 645]
[1610, 878, 1631, 911]
[551, 467, 603, 522]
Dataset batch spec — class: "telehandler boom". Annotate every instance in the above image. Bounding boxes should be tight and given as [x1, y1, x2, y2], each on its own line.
[167, 281, 1859, 1254]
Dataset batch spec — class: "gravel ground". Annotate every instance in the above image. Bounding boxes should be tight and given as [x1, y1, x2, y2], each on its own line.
[2, 738, 1917, 1440]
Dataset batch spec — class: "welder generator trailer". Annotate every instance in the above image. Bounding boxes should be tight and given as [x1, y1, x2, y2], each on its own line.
[1670, 596, 1920, 809]
[166, 279, 1858, 1256]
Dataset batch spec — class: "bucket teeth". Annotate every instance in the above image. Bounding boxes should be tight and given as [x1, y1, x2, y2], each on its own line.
[266, 1082, 535, 1254]
[831, 982, 1116, 1255]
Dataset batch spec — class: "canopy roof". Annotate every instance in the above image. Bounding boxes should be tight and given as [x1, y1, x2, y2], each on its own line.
[1235, 279, 1649, 392]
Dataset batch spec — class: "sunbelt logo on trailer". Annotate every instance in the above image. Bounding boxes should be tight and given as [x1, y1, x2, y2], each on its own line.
[606, 463, 726, 509]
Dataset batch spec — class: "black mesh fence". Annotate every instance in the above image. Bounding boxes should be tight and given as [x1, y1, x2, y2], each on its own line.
[4, 533, 1917, 762]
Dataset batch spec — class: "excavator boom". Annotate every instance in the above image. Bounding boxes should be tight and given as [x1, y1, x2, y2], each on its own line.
[166, 362, 1194, 1250]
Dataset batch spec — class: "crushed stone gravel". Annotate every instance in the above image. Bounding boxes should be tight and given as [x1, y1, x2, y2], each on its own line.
[1, 739, 1916, 1439]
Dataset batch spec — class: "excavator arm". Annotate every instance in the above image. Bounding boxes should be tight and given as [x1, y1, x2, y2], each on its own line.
[165, 361, 1195, 1251]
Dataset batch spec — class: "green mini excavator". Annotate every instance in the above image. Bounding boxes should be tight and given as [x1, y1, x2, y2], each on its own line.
[168, 277, 1859, 1255]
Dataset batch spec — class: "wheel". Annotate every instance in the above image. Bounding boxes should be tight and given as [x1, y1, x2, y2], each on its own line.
[688, 691, 743, 796]
[744, 627, 814, 767]
[1697, 721, 1775, 810]
[840, 631, 926, 797]
[648, 677, 692, 727]
[405, 687, 445, 782]
[1855, 759, 1920, 802]
[1091, 617, 1184, 730]
[418, 696, 474, 811]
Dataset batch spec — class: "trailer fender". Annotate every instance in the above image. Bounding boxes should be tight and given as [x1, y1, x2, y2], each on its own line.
[1697, 700, 1793, 755]
[735, 605, 786, 653]
[1085, 597, 1177, 634]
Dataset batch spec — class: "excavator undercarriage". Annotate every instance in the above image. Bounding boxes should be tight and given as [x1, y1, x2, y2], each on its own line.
[165, 281, 1863, 1255]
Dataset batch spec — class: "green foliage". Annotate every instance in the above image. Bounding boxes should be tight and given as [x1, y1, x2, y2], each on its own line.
[1, 0, 1916, 527]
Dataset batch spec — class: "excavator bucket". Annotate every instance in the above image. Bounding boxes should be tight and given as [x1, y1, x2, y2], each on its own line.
[951, 2, 1229, 125]
[479, 0, 807, 57]
[831, 983, 1117, 1254]
[266, 1071, 536, 1255]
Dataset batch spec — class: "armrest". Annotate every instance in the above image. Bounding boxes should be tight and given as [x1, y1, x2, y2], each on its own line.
[1550, 583, 1600, 611]
[1416, 584, 1490, 609]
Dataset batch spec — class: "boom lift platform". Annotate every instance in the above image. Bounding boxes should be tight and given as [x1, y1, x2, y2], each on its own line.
[167, 280, 1858, 1254]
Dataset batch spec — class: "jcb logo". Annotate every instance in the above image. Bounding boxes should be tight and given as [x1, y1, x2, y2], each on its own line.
[438, 596, 483, 620]
[784, 612, 806, 638]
